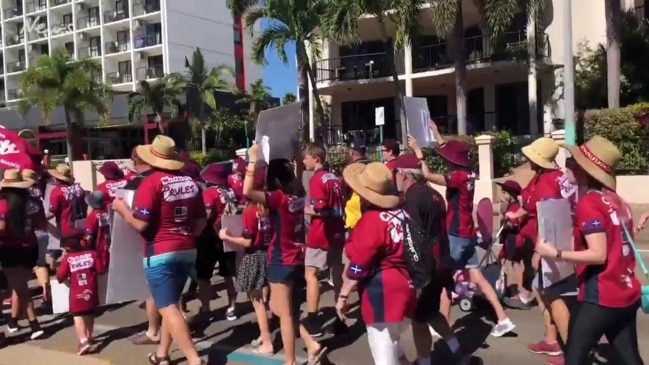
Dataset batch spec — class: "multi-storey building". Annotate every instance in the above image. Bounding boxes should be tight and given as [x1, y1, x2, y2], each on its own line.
[308, 0, 646, 144]
[0, 0, 262, 158]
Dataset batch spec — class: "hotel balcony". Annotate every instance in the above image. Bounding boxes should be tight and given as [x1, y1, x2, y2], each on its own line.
[135, 64, 163, 81]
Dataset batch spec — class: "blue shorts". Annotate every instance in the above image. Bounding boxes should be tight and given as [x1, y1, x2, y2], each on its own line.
[143, 249, 197, 309]
[267, 264, 303, 284]
[449, 235, 479, 269]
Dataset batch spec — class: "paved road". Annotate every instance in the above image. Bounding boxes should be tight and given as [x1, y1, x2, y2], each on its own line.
[1, 251, 648, 365]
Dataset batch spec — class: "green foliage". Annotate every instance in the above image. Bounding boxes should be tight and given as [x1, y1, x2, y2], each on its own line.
[282, 92, 297, 105]
[127, 74, 186, 130]
[206, 107, 254, 150]
[237, 79, 272, 119]
[582, 103, 649, 174]
[189, 150, 234, 166]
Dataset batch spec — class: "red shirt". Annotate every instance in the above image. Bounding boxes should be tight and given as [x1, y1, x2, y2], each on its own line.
[96, 178, 130, 205]
[265, 190, 305, 266]
[228, 173, 244, 204]
[519, 170, 576, 242]
[124, 171, 138, 181]
[0, 198, 40, 247]
[444, 169, 476, 237]
[85, 207, 111, 268]
[307, 169, 345, 249]
[574, 191, 641, 308]
[132, 171, 207, 256]
[56, 249, 105, 313]
[48, 183, 87, 233]
[202, 186, 229, 230]
[241, 204, 273, 249]
[345, 209, 416, 324]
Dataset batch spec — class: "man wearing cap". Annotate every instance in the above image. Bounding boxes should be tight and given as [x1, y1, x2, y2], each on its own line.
[408, 121, 516, 338]
[393, 154, 466, 365]
[112, 135, 207, 365]
[95, 161, 130, 205]
[343, 137, 370, 230]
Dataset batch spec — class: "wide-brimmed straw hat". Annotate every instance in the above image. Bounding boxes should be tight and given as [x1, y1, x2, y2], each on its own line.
[521, 137, 559, 170]
[48, 164, 73, 183]
[135, 135, 185, 171]
[21, 169, 38, 183]
[565, 135, 620, 190]
[98, 161, 124, 180]
[342, 162, 399, 209]
[0, 169, 35, 189]
[438, 140, 473, 167]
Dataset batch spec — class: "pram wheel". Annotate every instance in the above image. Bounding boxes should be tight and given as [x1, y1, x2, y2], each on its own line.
[459, 298, 473, 312]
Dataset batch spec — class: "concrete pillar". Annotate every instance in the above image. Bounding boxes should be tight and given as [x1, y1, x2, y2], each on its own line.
[404, 42, 413, 97]
[474, 134, 496, 203]
[308, 70, 315, 142]
[527, 15, 539, 135]
[551, 129, 567, 169]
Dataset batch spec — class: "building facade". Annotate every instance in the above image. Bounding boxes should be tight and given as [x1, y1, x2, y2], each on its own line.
[0, 0, 262, 158]
[308, 0, 645, 144]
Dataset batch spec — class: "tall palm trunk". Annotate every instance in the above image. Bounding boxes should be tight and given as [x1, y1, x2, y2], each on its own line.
[453, 1, 467, 135]
[378, 16, 407, 144]
[297, 58, 310, 142]
[63, 105, 74, 171]
[605, 0, 621, 108]
[297, 43, 326, 138]
[200, 103, 207, 154]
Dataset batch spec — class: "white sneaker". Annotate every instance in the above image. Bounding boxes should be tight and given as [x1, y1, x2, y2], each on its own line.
[428, 325, 441, 338]
[490, 318, 515, 337]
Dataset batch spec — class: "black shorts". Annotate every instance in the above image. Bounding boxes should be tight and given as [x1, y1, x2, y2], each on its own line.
[71, 309, 97, 317]
[414, 271, 453, 322]
[0, 245, 38, 269]
[195, 228, 236, 280]
[505, 234, 533, 262]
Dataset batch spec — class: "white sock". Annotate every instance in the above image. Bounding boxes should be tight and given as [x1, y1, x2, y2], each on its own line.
[519, 294, 530, 304]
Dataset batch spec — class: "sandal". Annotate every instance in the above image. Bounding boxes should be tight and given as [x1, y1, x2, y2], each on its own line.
[147, 353, 170, 365]
[308, 346, 327, 365]
[131, 332, 160, 345]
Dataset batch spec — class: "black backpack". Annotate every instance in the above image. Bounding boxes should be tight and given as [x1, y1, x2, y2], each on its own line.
[390, 210, 435, 289]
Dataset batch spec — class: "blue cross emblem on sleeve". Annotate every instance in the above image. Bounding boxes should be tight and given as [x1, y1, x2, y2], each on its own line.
[138, 208, 149, 216]
[350, 264, 362, 275]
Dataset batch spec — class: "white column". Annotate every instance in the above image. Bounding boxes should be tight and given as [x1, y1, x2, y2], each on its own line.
[308, 70, 315, 142]
[527, 15, 539, 135]
[404, 42, 413, 97]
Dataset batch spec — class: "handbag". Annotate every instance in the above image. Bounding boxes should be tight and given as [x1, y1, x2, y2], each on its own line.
[622, 225, 649, 314]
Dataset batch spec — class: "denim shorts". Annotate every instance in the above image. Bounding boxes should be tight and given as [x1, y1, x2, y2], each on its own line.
[267, 264, 304, 284]
[143, 249, 197, 309]
[449, 235, 479, 269]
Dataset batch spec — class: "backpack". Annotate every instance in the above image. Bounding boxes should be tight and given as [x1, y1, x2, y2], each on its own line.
[389, 209, 435, 289]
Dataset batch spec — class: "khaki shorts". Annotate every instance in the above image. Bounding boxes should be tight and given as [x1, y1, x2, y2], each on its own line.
[305, 247, 344, 271]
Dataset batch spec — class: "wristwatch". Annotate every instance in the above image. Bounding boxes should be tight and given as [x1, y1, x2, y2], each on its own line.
[555, 249, 563, 259]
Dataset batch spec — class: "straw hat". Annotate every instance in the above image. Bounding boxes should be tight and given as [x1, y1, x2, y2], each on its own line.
[135, 135, 185, 171]
[521, 137, 559, 170]
[21, 169, 38, 183]
[342, 162, 399, 209]
[0, 169, 35, 189]
[48, 164, 73, 183]
[565, 135, 620, 190]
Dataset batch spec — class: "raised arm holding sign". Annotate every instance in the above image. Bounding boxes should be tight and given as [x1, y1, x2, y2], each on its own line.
[254, 103, 302, 161]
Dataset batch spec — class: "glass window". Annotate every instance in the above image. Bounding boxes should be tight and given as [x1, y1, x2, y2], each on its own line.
[235, 58, 244, 75]
[233, 30, 242, 44]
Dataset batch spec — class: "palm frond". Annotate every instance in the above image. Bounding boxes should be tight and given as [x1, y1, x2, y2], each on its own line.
[251, 23, 292, 64]
[427, 0, 460, 37]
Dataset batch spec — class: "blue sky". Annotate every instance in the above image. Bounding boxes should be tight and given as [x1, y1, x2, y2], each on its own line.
[260, 22, 297, 98]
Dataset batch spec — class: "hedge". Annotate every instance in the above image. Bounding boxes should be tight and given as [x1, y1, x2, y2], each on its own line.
[582, 102, 649, 174]
[189, 149, 235, 166]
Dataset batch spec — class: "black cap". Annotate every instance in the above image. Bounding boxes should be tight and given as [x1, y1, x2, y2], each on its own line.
[349, 137, 366, 153]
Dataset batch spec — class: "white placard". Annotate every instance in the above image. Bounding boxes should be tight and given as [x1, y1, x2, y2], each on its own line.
[106, 189, 148, 304]
[221, 215, 244, 252]
[254, 103, 301, 161]
[261, 135, 270, 163]
[537, 199, 575, 288]
[375, 106, 385, 126]
[404, 97, 435, 147]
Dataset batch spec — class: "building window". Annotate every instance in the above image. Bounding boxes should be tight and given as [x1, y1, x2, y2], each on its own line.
[233, 30, 242, 44]
[235, 58, 244, 75]
[63, 13, 73, 26]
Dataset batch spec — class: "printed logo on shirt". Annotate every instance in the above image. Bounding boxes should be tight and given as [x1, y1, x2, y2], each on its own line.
[76, 289, 93, 301]
[76, 273, 88, 287]
[68, 253, 94, 272]
[320, 173, 338, 184]
[174, 206, 188, 223]
[26, 200, 40, 215]
[557, 173, 576, 199]
[61, 184, 85, 200]
[379, 209, 407, 243]
[106, 180, 128, 197]
[136, 207, 150, 216]
[288, 196, 305, 213]
[347, 263, 364, 278]
[582, 219, 602, 230]
[98, 212, 110, 227]
[160, 176, 199, 202]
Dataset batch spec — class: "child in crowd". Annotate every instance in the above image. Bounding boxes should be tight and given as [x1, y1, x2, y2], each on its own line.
[84, 191, 111, 268]
[56, 228, 105, 355]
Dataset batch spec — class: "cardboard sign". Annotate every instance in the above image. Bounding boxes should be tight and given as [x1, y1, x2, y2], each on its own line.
[537, 199, 575, 288]
[255, 103, 302, 161]
[221, 215, 244, 253]
[106, 189, 148, 304]
[404, 97, 435, 147]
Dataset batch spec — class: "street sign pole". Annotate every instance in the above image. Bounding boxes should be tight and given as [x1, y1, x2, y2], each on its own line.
[563, 0, 576, 147]
[375, 107, 385, 162]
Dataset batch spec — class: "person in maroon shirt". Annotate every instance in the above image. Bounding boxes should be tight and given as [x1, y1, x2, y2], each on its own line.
[95, 161, 129, 205]
[535, 136, 643, 365]
[302, 142, 346, 337]
[381, 138, 400, 170]
[228, 157, 246, 205]
[0, 169, 45, 340]
[112, 136, 207, 365]
[56, 228, 105, 355]
[243, 142, 324, 365]
[84, 191, 111, 269]
[336, 162, 416, 364]
[23, 169, 51, 307]
[408, 123, 515, 338]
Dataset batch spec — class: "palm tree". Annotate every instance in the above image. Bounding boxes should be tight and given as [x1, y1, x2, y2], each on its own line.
[428, 0, 545, 134]
[184, 48, 235, 153]
[18, 48, 112, 168]
[127, 73, 186, 135]
[325, 0, 426, 142]
[237, 78, 272, 120]
[227, 0, 327, 141]
[605, 0, 622, 108]
[282, 92, 297, 105]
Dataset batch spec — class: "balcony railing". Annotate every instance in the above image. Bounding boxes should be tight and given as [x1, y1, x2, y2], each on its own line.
[105, 41, 129, 54]
[77, 16, 100, 29]
[78, 46, 101, 58]
[136, 65, 163, 80]
[5, 34, 24, 46]
[51, 0, 71, 6]
[28, 30, 49, 41]
[133, 0, 160, 16]
[3, 7, 23, 19]
[314, 51, 405, 83]
[25, 1, 47, 13]
[7, 89, 20, 100]
[106, 72, 133, 84]
[104, 8, 130, 23]
[51, 23, 74, 36]
[635, 5, 646, 20]
[7, 61, 25, 73]
[134, 33, 162, 48]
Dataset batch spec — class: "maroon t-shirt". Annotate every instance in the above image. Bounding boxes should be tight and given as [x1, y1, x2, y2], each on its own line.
[96, 178, 130, 205]
[0, 198, 40, 247]
[85, 207, 111, 268]
[56, 249, 105, 313]
[241, 204, 273, 249]
[48, 182, 87, 233]
[228, 173, 245, 205]
[265, 190, 305, 266]
[132, 171, 207, 256]
[307, 169, 345, 249]
[444, 169, 476, 237]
